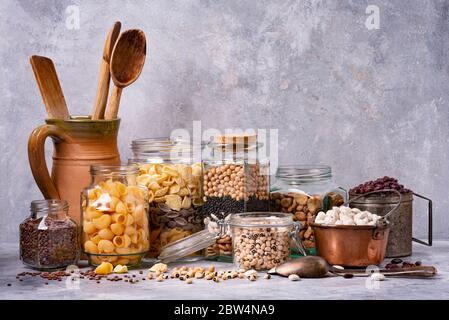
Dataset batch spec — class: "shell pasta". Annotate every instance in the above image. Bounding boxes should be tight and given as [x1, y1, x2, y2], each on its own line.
[82, 179, 150, 266]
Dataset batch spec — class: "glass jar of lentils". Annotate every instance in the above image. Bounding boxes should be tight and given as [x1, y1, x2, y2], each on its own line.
[129, 138, 204, 259]
[20, 200, 79, 269]
[270, 165, 346, 252]
[202, 134, 270, 259]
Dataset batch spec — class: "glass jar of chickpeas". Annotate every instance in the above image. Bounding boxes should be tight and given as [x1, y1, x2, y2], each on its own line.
[202, 134, 270, 259]
[129, 139, 204, 259]
[81, 165, 150, 267]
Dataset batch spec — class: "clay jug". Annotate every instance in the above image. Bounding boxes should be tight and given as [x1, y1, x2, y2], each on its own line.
[28, 116, 121, 223]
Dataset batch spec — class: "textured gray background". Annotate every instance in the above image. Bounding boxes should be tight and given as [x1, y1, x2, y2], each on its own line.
[0, 0, 448, 242]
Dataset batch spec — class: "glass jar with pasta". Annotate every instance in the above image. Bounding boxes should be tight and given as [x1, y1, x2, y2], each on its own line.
[129, 138, 203, 258]
[81, 165, 150, 267]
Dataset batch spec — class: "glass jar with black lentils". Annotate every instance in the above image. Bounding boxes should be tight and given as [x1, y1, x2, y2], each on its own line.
[202, 134, 270, 258]
[270, 165, 345, 253]
[129, 138, 204, 259]
[20, 200, 79, 269]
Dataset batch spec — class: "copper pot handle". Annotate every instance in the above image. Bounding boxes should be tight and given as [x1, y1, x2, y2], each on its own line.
[412, 192, 432, 246]
[343, 189, 403, 221]
[28, 124, 72, 199]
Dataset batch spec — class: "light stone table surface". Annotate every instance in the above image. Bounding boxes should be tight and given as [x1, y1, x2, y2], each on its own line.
[1, 242, 448, 300]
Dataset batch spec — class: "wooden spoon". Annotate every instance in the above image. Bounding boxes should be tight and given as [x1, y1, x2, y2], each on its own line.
[104, 29, 146, 119]
[91, 21, 121, 120]
[29, 55, 69, 119]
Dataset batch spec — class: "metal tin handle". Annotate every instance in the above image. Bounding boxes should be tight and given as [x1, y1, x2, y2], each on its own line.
[344, 189, 403, 222]
[290, 222, 307, 256]
[412, 192, 433, 246]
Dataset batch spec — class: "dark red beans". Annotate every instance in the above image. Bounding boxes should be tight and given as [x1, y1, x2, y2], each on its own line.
[350, 176, 411, 194]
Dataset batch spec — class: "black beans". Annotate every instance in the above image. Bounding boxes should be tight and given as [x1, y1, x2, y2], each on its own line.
[391, 258, 403, 264]
[343, 273, 354, 279]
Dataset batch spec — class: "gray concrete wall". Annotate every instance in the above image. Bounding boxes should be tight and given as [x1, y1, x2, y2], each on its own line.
[1, 0, 448, 242]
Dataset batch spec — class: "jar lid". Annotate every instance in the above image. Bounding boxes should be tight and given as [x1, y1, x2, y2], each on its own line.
[229, 212, 293, 228]
[276, 165, 332, 182]
[90, 165, 139, 175]
[31, 199, 69, 213]
[158, 229, 218, 264]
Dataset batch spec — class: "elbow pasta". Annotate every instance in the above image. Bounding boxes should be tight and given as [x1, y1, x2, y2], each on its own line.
[82, 179, 150, 267]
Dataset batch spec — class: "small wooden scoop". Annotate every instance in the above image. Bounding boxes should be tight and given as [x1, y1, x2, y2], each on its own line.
[29, 55, 69, 119]
[104, 29, 146, 119]
[91, 21, 121, 120]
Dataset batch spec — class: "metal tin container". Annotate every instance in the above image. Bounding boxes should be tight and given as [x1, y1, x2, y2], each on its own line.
[349, 191, 432, 258]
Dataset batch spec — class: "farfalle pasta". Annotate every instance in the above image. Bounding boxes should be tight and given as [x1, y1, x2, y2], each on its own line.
[81, 166, 150, 267]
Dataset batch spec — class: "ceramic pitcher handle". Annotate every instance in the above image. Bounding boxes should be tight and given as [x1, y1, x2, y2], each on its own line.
[28, 124, 71, 199]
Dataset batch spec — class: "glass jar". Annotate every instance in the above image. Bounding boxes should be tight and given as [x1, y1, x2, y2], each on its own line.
[158, 212, 305, 271]
[129, 139, 203, 258]
[202, 135, 270, 259]
[81, 165, 150, 267]
[20, 200, 79, 269]
[270, 165, 346, 251]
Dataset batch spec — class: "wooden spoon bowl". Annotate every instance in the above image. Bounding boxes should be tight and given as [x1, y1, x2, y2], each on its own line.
[105, 29, 146, 119]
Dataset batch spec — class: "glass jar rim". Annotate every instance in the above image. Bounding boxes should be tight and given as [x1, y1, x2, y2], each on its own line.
[229, 212, 293, 228]
[276, 165, 332, 181]
[31, 199, 69, 213]
[90, 165, 139, 175]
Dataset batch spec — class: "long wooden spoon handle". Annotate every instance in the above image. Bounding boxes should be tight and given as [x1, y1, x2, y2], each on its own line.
[104, 86, 122, 119]
[91, 61, 111, 119]
[91, 22, 121, 120]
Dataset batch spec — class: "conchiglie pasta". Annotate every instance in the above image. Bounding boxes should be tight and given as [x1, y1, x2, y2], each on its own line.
[84, 207, 102, 220]
[115, 201, 127, 215]
[92, 215, 112, 229]
[84, 240, 98, 254]
[115, 247, 132, 255]
[124, 226, 136, 236]
[90, 234, 101, 245]
[115, 182, 128, 196]
[112, 235, 125, 248]
[98, 228, 115, 240]
[97, 239, 115, 253]
[125, 214, 134, 226]
[82, 179, 149, 267]
[110, 223, 124, 235]
[83, 221, 96, 234]
[111, 213, 126, 224]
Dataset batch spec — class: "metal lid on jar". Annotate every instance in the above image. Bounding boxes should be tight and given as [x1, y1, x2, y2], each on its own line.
[157, 229, 218, 264]
[229, 212, 293, 228]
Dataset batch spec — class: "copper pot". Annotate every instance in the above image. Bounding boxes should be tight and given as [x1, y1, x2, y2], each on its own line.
[311, 189, 402, 267]
[311, 222, 390, 267]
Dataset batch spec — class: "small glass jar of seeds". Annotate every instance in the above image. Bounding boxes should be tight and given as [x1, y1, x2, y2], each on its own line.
[229, 212, 304, 271]
[157, 212, 305, 271]
[270, 165, 346, 252]
[20, 199, 79, 270]
[129, 138, 204, 259]
[81, 165, 150, 267]
[202, 134, 270, 259]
